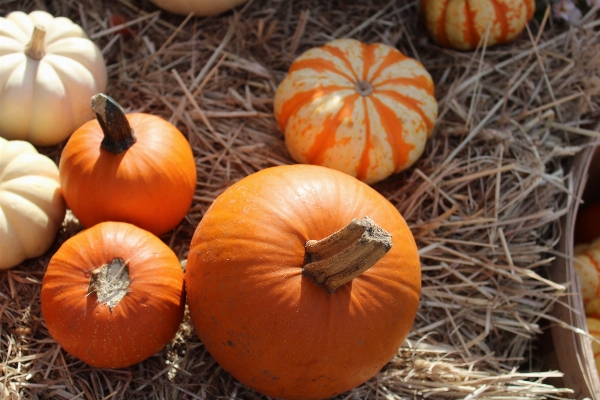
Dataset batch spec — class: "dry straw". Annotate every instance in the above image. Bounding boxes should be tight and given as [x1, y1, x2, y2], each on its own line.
[1, 0, 600, 399]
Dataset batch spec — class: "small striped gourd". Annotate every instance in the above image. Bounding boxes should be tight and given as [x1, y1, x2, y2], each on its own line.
[422, 0, 535, 50]
[274, 38, 438, 185]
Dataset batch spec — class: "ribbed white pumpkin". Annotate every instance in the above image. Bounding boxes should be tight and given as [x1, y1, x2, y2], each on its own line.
[0, 10, 107, 146]
[274, 38, 438, 184]
[148, 0, 248, 16]
[0, 137, 66, 269]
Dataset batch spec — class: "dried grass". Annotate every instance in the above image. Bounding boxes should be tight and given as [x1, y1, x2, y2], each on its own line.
[1, 0, 600, 399]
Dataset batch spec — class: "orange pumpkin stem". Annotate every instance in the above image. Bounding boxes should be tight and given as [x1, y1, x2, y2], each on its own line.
[302, 216, 392, 292]
[91, 93, 137, 154]
[25, 26, 46, 60]
[87, 257, 131, 310]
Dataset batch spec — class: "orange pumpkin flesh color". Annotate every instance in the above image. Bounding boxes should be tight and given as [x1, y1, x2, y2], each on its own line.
[186, 164, 421, 399]
[59, 94, 197, 236]
[41, 221, 185, 369]
[422, 0, 535, 50]
[274, 38, 438, 185]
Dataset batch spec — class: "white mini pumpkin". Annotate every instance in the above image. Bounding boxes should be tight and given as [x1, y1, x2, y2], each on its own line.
[148, 0, 248, 16]
[0, 10, 107, 146]
[0, 137, 66, 269]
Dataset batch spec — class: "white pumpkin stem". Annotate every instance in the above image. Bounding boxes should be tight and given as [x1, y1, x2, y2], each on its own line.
[91, 93, 137, 154]
[25, 26, 46, 60]
[302, 216, 392, 292]
[87, 258, 131, 310]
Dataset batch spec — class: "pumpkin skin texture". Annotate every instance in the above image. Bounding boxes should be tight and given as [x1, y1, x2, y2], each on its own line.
[0, 11, 107, 146]
[0, 137, 66, 269]
[41, 221, 185, 368]
[186, 164, 421, 400]
[148, 0, 248, 16]
[59, 95, 197, 236]
[274, 38, 438, 185]
[422, 0, 535, 50]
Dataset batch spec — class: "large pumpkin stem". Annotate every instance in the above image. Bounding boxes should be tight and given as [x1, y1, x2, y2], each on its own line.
[91, 93, 137, 154]
[87, 258, 131, 310]
[25, 26, 46, 60]
[302, 216, 392, 292]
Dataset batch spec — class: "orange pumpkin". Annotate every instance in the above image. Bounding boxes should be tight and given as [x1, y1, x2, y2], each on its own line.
[41, 221, 185, 368]
[274, 38, 438, 184]
[422, 0, 535, 50]
[59, 94, 196, 236]
[186, 164, 421, 399]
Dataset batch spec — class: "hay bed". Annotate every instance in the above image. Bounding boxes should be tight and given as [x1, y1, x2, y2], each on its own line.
[2, 0, 600, 398]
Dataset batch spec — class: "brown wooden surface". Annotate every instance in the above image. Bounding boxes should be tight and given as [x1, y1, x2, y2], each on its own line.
[550, 132, 600, 399]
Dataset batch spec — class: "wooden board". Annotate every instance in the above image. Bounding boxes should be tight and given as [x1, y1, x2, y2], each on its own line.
[550, 134, 600, 399]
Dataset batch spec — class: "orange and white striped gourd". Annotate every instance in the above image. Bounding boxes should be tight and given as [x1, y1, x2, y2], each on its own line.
[274, 38, 438, 185]
[422, 0, 535, 50]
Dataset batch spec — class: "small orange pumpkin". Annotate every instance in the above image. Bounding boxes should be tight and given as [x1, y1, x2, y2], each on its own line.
[41, 221, 185, 368]
[59, 94, 196, 235]
[422, 0, 535, 50]
[186, 164, 421, 399]
[274, 38, 438, 184]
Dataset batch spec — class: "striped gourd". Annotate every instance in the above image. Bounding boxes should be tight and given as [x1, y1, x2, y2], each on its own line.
[422, 0, 535, 50]
[274, 38, 438, 185]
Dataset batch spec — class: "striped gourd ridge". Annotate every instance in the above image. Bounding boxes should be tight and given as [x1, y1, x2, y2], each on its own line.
[422, 0, 535, 50]
[274, 38, 438, 185]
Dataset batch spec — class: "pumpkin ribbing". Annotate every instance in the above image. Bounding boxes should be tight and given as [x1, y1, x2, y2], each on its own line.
[422, 0, 535, 50]
[274, 38, 438, 184]
[0, 10, 108, 146]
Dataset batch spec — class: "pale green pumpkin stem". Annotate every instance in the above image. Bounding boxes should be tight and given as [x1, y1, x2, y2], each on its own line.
[87, 257, 131, 310]
[91, 93, 137, 154]
[302, 216, 392, 292]
[25, 26, 46, 60]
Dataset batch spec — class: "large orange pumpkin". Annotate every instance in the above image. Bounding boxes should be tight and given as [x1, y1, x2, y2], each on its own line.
[274, 38, 438, 185]
[41, 221, 185, 368]
[422, 0, 535, 50]
[186, 164, 421, 399]
[59, 94, 196, 236]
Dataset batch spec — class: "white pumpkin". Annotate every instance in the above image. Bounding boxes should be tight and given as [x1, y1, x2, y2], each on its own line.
[0, 10, 107, 146]
[148, 0, 248, 16]
[0, 137, 66, 269]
